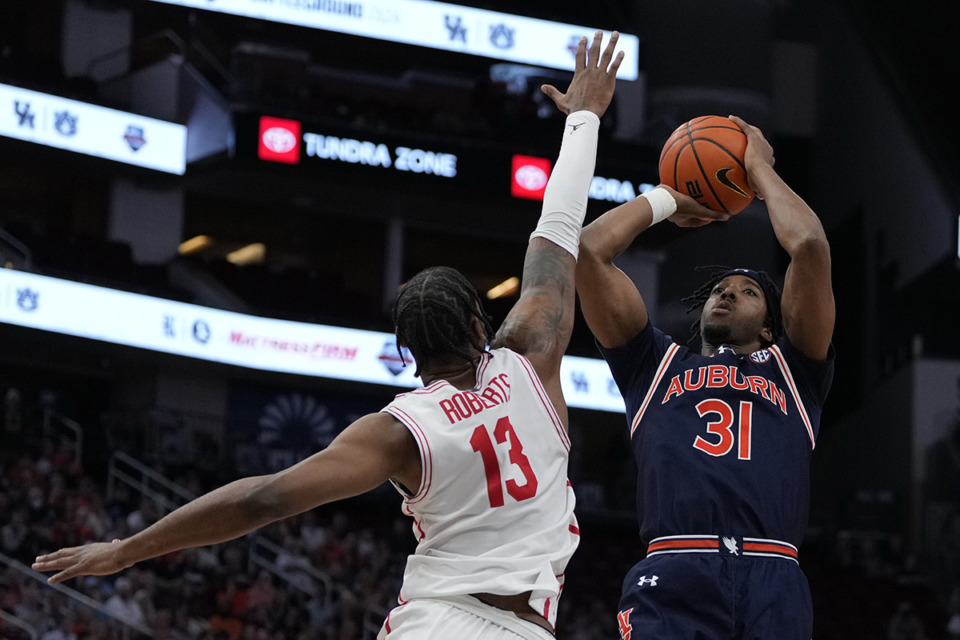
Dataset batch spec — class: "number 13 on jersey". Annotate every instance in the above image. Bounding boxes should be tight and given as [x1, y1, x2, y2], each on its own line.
[470, 416, 539, 507]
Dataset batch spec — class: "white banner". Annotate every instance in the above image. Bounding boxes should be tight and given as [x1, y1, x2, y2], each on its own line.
[0, 83, 187, 175]
[145, 0, 640, 80]
[0, 270, 624, 413]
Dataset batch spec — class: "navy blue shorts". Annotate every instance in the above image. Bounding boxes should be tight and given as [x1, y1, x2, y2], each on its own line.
[616, 541, 812, 640]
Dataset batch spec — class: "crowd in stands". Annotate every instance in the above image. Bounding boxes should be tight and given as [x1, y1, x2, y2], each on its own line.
[0, 419, 625, 640]
[2, 387, 959, 640]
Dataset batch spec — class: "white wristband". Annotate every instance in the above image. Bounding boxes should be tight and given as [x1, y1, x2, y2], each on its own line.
[641, 187, 677, 226]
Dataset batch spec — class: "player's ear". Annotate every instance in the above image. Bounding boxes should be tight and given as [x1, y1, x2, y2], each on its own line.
[759, 326, 773, 345]
[470, 316, 488, 349]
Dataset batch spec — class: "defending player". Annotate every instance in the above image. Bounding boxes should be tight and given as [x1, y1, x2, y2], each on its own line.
[576, 116, 834, 639]
[33, 31, 629, 640]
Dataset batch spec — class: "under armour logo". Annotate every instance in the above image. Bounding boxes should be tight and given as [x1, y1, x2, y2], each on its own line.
[717, 345, 734, 355]
[636, 574, 658, 587]
[722, 536, 740, 555]
[568, 122, 585, 133]
[444, 15, 467, 42]
[617, 608, 634, 640]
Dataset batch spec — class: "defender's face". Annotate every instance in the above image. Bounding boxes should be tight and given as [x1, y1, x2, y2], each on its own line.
[700, 275, 769, 344]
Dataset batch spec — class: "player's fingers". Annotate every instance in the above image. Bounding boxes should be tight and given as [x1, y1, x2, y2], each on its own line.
[728, 114, 753, 132]
[32, 554, 72, 572]
[34, 547, 77, 566]
[599, 31, 620, 71]
[48, 567, 79, 585]
[608, 50, 625, 76]
[587, 30, 603, 67]
[540, 84, 564, 108]
[574, 35, 587, 70]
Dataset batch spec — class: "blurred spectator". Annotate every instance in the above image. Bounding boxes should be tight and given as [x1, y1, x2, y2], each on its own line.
[3, 387, 24, 438]
[947, 584, 960, 639]
[245, 570, 278, 615]
[887, 601, 928, 640]
[208, 598, 243, 640]
[1, 509, 29, 557]
[103, 577, 146, 627]
[40, 614, 78, 640]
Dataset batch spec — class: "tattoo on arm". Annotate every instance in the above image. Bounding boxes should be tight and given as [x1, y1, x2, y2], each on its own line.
[493, 243, 575, 357]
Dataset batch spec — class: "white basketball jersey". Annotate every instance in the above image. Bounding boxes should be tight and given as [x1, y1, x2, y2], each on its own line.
[382, 348, 579, 627]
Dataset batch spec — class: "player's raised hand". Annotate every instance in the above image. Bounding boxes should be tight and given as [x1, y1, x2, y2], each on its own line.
[728, 115, 775, 198]
[33, 540, 133, 585]
[659, 185, 732, 228]
[541, 30, 624, 118]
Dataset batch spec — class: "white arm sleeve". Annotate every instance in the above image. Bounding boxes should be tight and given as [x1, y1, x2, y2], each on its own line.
[529, 110, 600, 260]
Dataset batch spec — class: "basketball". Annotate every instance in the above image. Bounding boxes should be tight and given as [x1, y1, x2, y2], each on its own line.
[658, 116, 755, 214]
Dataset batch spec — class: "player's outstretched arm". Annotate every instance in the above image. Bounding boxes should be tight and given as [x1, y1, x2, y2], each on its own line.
[494, 31, 622, 426]
[32, 412, 418, 585]
[730, 115, 834, 360]
[577, 186, 726, 349]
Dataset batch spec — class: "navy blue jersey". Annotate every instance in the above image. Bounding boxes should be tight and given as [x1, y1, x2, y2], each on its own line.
[600, 323, 834, 547]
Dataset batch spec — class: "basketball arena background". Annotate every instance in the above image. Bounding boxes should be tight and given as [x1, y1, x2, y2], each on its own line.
[1, 1, 959, 638]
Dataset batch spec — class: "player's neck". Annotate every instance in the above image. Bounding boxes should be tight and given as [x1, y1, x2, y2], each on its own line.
[421, 356, 481, 389]
[701, 340, 762, 357]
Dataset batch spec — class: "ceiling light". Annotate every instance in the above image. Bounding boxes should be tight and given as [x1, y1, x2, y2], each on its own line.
[226, 243, 266, 265]
[486, 276, 519, 299]
[178, 235, 213, 255]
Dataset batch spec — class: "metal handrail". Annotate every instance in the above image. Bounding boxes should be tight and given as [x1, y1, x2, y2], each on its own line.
[86, 28, 236, 90]
[0, 227, 32, 269]
[248, 535, 334, 605]
[106, 451, 196, 511]
[42, 406, 83, 468]
[0, 552, 160, 640]
[0, 607, 38, 640]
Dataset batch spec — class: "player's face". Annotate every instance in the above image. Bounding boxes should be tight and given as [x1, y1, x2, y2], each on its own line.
[700, 275, 769, 345]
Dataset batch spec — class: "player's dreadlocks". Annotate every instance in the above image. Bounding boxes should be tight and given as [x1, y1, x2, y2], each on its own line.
[679, 265, 783, 349]
[393, 266, 495, 377]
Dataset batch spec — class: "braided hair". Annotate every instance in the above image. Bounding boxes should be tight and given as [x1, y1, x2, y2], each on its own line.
[392, 266, 495, 377]
[679, 265, 783, 349]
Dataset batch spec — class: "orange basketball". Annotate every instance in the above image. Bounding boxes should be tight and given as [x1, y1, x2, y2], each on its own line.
[658, 115, 754, 214]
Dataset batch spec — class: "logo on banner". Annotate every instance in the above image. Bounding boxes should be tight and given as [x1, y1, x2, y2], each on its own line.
[567, 35, 582, 57]
[511, 154, 551, 201]
[124, 126, 146, 151]
[489, 23, 515, 49]
[570, 370, 589, 393]
[14, 101, 35, 128]
[192, 319, 211, 344]
[258, 116, 302, 164]
[379, 340, 414, 376]
[444, 15, 467, 42]
[163, 315, 177, 338]
[16, 288, 39, 312]
[257, 392, 339, 450]
[54, 110, 78, 137]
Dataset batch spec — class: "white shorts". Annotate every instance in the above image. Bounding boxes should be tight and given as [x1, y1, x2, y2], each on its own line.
[376, 595, 555, 640]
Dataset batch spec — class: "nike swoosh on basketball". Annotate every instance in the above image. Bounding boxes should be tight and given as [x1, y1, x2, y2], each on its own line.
[716, 168, 750, 198]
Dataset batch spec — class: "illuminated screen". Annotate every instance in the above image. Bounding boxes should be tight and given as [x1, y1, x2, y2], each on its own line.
[0, 83, 187, 175]
[0, 270, 625, 413]
[144, 0, 640, 80]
